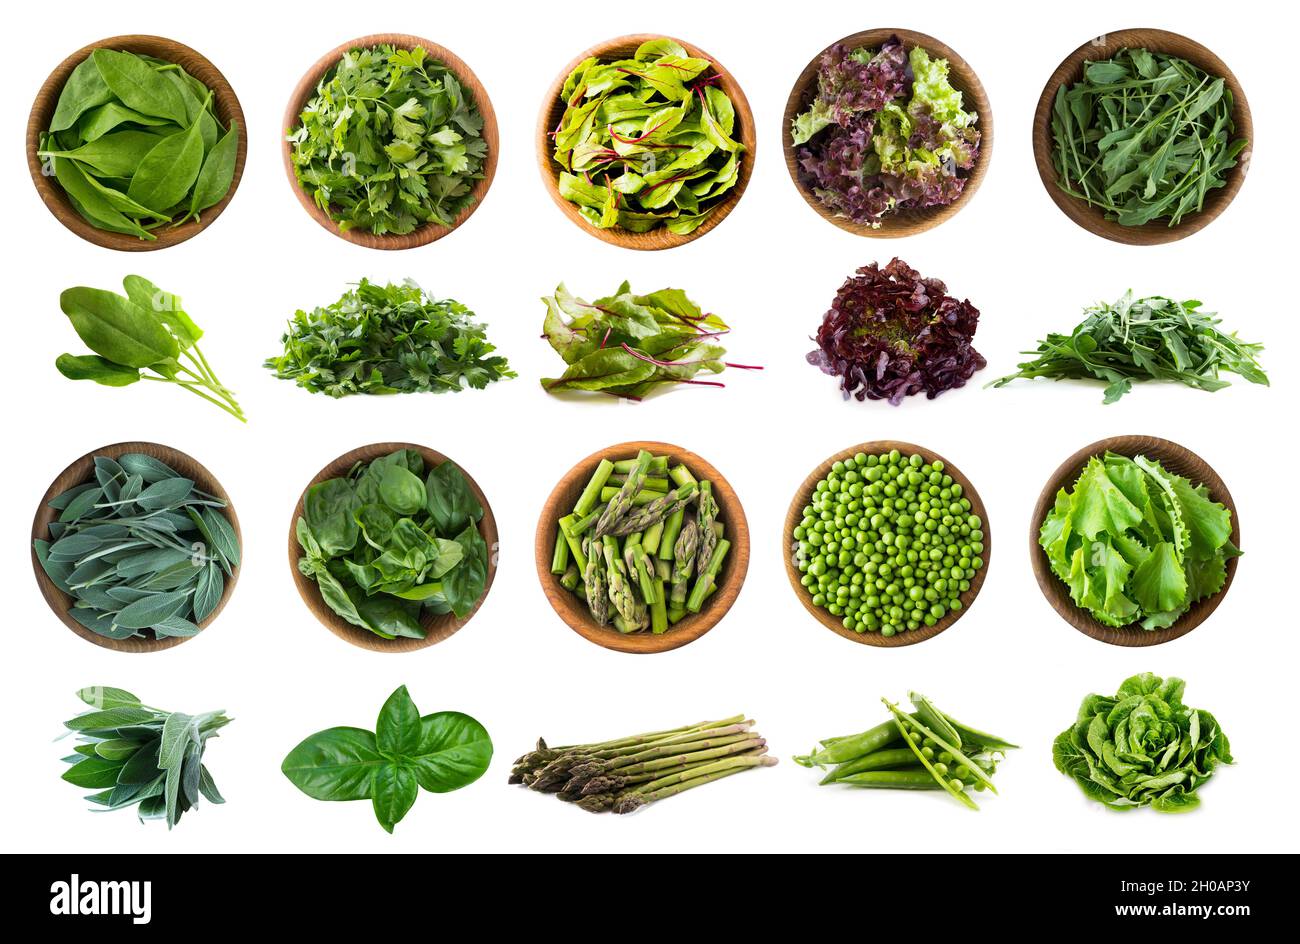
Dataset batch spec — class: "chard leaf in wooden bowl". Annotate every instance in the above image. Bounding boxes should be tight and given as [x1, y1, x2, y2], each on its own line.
[1032, 28, 1251, 245]
[32, 442, 241, 652]
[282, 34, 499, 250]
[1031, 435, 1240, 646]
[784, 442, 990, 647]
[781, 28, 992, 237]
[288, 443, 498, 652]
[28, 35, 247, 251]
[535, 442, 750, 653]
[537, 35, 756, 250]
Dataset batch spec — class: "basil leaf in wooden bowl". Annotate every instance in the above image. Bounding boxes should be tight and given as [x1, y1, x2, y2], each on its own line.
[32, 441, 242, 652]
[288, 443, 498, 652]
[28, 35, 247, 251]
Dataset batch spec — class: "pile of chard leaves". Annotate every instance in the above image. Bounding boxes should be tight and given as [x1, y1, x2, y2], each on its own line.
[61, 686, 230, 828]
[35, 453, 240, 641]
[991, 291, 1266, 403]
[1050, 48, 1247, 227]
[1040, 452, 1238, 630]
[541, 281, 755, 399]
[296, 450, 489, 639]
[551, 38, 744, 235]
[287, 45, 486, 235]
[265, 278, 514, 397]
[282, 685, 492, 834]
[39, 48, 239, 239]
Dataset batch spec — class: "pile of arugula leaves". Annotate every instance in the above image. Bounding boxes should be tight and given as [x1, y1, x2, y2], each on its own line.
[265, 279, 513, 397]
[550, 38, 744, 235]
[287, 45, 486, 235]
[541, 281, 756, 399]
[1040, 452, 1239, 630]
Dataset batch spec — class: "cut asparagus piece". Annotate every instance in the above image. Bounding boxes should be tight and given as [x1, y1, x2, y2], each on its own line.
[573, 459, 614, 517]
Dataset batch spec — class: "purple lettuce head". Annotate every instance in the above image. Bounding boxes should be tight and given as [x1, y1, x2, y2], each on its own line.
[807, 258, 986, 405]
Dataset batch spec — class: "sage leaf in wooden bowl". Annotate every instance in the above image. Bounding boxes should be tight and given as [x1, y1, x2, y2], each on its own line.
[32, 442, 242, 652]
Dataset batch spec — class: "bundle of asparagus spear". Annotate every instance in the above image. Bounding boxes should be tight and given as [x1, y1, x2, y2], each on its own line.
[795, 692, 1018, 810]
[510, 715, 775, 814]
[551, 449, 729, 633]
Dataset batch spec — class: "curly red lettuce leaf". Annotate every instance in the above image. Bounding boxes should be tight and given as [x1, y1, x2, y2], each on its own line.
[807, 258, 986, 405]
[791, 39, 909, 145]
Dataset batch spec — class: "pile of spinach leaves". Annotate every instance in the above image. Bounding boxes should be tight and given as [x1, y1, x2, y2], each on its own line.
[35, 452, 240, 641]
[39, 49, 239, 239]
[296, 450, 488, 639]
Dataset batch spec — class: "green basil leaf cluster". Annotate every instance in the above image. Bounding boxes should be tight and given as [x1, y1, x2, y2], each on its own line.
[35, 454, 240, 641]
[287, 45, 486, 236]
[282, 685, 491, 833]
[264, 278, 514, 397]
[552, 38, 743, 235]
[541, 281, 734, 398]
[296, 450, 488, 638]
[1053, 673, 1233, 812]
[61, 687, 230, 828]
[56, 275, 246, 421]
[1039, 452, 1239, 629]
[39, 49, 239, 239]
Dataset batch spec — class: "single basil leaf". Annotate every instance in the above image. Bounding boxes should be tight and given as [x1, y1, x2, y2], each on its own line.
[371, 763, 418, 834]
[375, 685, 422, 757]
[281, 726, 383, 801]
[410, 710, 493, 793]
[425, 461, 481, 536]
[304, 478, 360, 556]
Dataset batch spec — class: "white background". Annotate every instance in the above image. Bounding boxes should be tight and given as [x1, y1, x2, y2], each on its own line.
[3, 0, 1295, 854]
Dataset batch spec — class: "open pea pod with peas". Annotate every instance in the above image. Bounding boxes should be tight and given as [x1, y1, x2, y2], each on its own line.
[796, 692, 1017, 810]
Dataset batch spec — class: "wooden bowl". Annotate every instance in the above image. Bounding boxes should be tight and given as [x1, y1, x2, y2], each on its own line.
[781, 29, 992, 238]
[288, 442, 498, 652]
[536, 34, 756, 250]
[784, 441, 991, 647]
[31, 442, 241, 652]
[27, 35, 248, 252]
[1032, 28, 1252, 245]
[535, 442, 750, 653]
[282, 34, 499, 250]
[1030, 435, 1239, 647]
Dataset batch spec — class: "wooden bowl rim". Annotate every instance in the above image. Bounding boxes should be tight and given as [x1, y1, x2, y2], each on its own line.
[30, 441, 242, 653]
[287, 442, 499, 653]
[780, 27, 993, 239]
[1029, 435, 1239, 647]
[535, 33, 757, 251]
[1031, 27, 1252, 246]
[783, 440, 991, 647]
[281, 33, 500, 251]
[26, 34, 248, 252]
[533, 440, 750, 653]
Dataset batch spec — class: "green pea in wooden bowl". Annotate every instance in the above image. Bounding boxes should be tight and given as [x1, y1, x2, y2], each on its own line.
[784, 441, 991, 648]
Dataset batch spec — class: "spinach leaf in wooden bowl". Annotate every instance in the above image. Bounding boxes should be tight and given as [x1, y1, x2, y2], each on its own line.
[289, 443, 498, 652]
[28, 35, 246, 251]
[32, 442, 241, 652]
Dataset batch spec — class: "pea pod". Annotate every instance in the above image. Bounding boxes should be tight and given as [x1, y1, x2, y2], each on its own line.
[793, 718, 900, 767]
[886, 699, 997, 795]
[820, 748, 918, 784]
[839, 770, 948, 790]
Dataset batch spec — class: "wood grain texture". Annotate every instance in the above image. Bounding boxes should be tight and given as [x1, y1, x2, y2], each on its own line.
[288, 442, 498, 653]
[1032, 28, 1252, 245]
[783, 441, 990, 648]
[781, 29, 992, 238]
[27, 35, 248, 252]
[534, 441, 750, 654]
[31, 442, 242, 653]
[1030, 435, 1239, 647]
[536, 35, 756, 251]
[281, 34, 499, 251]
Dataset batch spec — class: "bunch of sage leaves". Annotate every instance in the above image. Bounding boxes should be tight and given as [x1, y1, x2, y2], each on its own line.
[282, 685, 491, 833]
[39, 49, 239, 239]
[286, 44, 486, 235]
[57, 275, 245, 421]
[552, 38, 744, 235]
[296, 450, 489, 639]
[1050, 48, 1247, 227]
[35, 452, 240, 641]
[61, 686, 230, 828]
